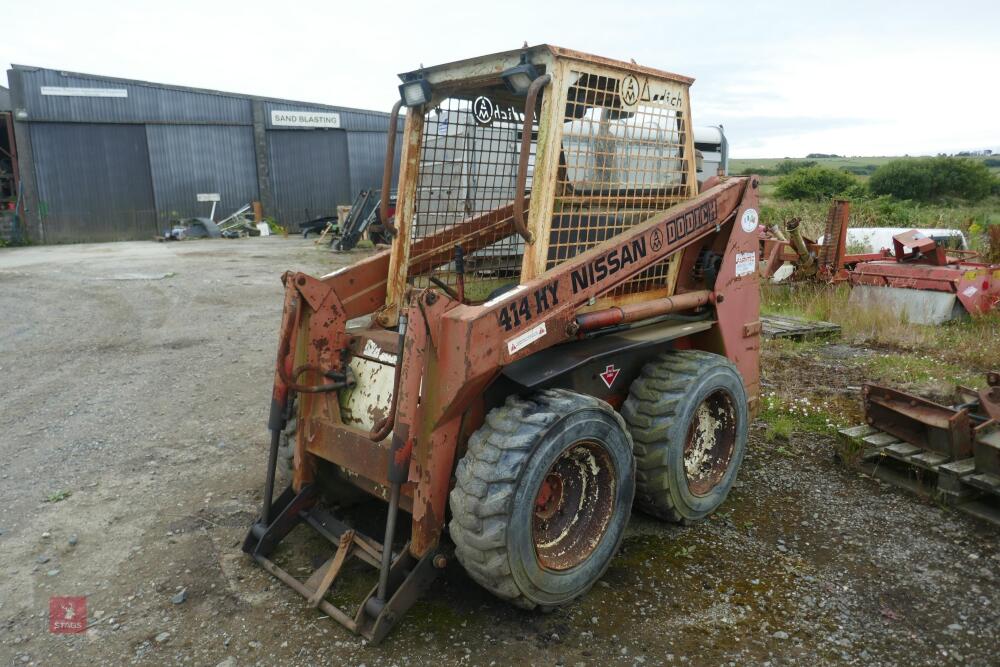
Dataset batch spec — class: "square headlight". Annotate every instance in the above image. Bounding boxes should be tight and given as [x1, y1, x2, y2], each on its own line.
[398, 79, 432, 107]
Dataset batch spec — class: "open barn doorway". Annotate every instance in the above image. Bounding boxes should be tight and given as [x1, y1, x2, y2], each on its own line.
[0, 111, 20, 241]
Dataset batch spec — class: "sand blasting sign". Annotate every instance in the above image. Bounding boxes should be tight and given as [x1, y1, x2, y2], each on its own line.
[270, 110, 341, 129]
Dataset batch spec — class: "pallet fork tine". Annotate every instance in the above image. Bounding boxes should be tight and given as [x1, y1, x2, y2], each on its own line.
[243, 482, 442, 644]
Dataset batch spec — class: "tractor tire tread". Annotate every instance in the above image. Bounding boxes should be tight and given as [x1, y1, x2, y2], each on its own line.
[449, 389, 625, 610]
[622, 351, 740, 523]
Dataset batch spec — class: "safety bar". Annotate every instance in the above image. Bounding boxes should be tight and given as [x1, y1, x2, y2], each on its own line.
[380, 99, 403, 237]
[513, 74, 551, 244]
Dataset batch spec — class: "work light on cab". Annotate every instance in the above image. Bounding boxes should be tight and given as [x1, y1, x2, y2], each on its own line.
[501, 56, 541, 96]
[398, 78, 432, 107]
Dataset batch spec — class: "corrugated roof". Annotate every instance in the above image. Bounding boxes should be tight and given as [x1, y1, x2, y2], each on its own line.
[0, 84, 11, 111]
[10, 64, 396, 118]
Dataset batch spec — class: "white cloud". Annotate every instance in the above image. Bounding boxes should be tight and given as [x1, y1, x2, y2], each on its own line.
[3, 0, 998, 157]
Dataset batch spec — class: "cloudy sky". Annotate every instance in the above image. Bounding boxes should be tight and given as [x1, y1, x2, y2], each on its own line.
[4, 0, 998, 158]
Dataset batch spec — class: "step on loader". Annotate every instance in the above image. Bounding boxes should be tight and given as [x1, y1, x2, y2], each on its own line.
[243, 45, 762, 644]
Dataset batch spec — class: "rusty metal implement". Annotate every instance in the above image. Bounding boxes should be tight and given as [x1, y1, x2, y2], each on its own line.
[244, 44, 764, 643]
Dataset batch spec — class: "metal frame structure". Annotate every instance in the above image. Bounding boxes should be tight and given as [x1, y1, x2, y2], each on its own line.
[244, 45, 763, 643]
[840, 373, 1000, 526]
[335, 188, 395, 251]
[758, 199, 886, 282]
[848, 231, 1000, 317]
[381, 46, 700, 326]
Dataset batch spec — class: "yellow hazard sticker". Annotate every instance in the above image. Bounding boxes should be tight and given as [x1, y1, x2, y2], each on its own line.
[963, 270, 979, 281]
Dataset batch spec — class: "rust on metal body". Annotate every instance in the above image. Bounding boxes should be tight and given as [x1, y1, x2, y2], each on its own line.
[863, 383, 973, 459]
[532, 441, 616, 570]
[285, 178, 759, 556]
[848, 231, 1000, 317]
[575, 289, 713, 331]
[380, 100, 403, 236]
[512, 74, 550, 243]
[250, 45, 768, 642]
[758, 199, 853, 282]
[382, 108, 426, 327]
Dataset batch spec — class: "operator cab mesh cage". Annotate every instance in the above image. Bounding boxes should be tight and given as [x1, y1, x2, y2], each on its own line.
[552, 70, 693, 298]
[410, 92, 538, 301]
[393, 46, 697, 307]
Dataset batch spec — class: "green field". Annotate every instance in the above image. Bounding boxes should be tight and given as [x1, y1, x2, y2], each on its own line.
[730, 154, 1000, 177]
[729, 155, 1000, 255]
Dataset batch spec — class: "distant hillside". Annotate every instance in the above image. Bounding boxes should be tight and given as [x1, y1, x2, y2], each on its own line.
[730, 155, 1000, 177]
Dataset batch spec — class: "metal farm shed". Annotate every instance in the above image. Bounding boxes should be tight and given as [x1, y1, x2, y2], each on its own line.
[4, 65, 402, 243]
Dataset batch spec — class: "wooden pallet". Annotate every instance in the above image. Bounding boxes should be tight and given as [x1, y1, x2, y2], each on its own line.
[837, 424, 1000, 527]
[761, 314, 841, 341]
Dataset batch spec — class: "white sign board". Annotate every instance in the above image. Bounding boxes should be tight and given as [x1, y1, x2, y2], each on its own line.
[270, 109, 341, 129]
[506, 322, 547, 356]
[40, 86, 128, 98]
[196, 193, 221, 202]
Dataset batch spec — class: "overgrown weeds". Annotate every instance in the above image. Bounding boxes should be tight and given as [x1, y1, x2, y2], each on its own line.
[761, 283, 1000, 370]
[759, 391, 842, 446]
[761, 194, 1000, 242]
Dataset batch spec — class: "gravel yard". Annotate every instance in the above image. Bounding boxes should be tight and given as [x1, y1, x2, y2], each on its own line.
[1, 238, 997, 666]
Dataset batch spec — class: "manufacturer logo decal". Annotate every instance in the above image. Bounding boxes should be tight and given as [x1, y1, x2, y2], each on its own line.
[473, 96, 524, 126]
[620, 75, 641, 107]
[741, 208, 759, 233]
[599, 364, 621, 389]
[473, 96, 495, 125]
[569, 199, 719, 296]
[650, 228, 663, 252]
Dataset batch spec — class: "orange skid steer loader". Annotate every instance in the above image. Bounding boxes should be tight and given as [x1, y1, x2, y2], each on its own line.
[244, 45, 762, 643]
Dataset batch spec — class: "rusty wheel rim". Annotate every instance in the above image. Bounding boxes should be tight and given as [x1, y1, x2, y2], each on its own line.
[683, 390, 737, 496]
[532, 440, 616, 571]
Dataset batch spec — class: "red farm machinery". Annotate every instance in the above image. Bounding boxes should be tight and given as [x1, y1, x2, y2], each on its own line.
[243, 45, 763, 643]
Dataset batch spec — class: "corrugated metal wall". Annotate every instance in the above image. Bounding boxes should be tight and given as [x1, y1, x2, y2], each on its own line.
[16, 69, 252, 125]
[147, 125, 258, 225]
[346, 131, 400, 197]
[268, 129, 351, 228]
[9, 65, 404, 243]
[30, 123, 156, 242]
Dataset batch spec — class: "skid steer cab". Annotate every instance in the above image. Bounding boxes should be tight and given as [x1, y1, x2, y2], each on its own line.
[243, 44, 762, 643]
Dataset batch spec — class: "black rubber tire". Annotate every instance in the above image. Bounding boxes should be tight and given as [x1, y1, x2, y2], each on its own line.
[449, 389, 635, 609]
[622, 350, 748, 524]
